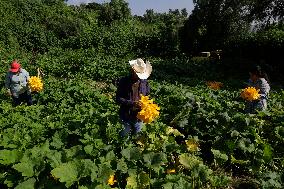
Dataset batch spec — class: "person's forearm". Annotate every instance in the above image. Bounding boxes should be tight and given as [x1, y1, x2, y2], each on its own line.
[116, 97, 133, 106]
[4, 81, 10, 89]
[5, 74, 11, 89]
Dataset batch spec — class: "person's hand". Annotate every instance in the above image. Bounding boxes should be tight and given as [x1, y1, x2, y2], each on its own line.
[133, 101, 141, 111]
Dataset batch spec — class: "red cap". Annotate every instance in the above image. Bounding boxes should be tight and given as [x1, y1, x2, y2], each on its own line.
[10, 61, 21, 73]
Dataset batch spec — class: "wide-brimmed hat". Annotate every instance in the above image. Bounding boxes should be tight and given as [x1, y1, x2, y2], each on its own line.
[10, 61, 21, 73]
[129, 58, 152, 79]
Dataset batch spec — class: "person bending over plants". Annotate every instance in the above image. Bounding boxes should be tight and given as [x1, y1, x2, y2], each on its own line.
[116, 58, 152, 138]
[5, 60, 33, 106]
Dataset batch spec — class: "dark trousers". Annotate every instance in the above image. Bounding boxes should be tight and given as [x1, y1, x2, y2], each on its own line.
[12, 91, 33, 107]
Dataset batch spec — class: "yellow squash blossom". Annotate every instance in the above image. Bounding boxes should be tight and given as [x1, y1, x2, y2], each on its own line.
[166, 169, 176, 174]
[29, 76, 43, 92]
[185, 139, 199, 152]
[241, 87, 260, 101]
[107, 175, 117, 186]
[137, 95, 160, 123]
[206, 81, 223, 90]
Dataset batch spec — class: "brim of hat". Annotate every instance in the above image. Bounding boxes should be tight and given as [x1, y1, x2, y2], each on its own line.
[10, 68, 19, 73]
[129, 60, 137, 66]
[135, 62, 152, 79]
[136, 72, 150, 79]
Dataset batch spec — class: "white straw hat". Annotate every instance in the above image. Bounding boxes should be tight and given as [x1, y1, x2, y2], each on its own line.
[129, 58, 152, 79]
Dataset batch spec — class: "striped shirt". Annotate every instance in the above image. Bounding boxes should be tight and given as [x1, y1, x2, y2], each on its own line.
[248, 78, 270, 99]
[246, 78, 270, 113]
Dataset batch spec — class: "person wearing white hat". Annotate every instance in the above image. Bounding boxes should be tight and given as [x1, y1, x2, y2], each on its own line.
[116, 58, 152, 137]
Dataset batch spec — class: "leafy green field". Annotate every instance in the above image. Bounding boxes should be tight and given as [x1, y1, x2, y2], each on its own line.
[0, 0, 283, 188]
[0, 51, 283, 188]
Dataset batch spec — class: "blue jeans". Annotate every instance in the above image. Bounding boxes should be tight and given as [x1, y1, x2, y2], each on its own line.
[12, 91, 33, 107]
[120, 120, 143, 137]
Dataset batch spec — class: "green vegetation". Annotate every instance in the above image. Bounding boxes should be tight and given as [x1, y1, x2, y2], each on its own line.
[0, 0, 283, 188]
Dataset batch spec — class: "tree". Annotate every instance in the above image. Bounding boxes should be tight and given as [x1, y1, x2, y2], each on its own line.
[85, 2, 103, 11]
[143, 9, 156, 23]
[98, 0, 131, 25]
[247, 0, 284, 25]
[181, 8, 188, 18]
[180, 0, 253, 54]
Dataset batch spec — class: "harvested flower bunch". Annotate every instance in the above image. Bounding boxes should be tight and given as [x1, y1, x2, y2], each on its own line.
[241, 87, 260, 101]
[29, 76, 43, 92]
[137, 95, 160, 123]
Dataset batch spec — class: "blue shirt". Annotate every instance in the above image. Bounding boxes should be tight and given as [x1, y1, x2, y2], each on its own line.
[116, 75, 150, 121]
[5, 68, 31, 98]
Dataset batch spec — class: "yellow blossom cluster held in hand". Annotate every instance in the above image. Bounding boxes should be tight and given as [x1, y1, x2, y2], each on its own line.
[185, 139, 199, 152]
[206, 81, 223, 90]
[29, 76, 43, 92]
[107, 175, 116, 186]
[137, 95, 160, 123]
[241, 87, 260, 101]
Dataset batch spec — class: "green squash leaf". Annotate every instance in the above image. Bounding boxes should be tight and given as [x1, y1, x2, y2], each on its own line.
[13, 161, 34, 177]
[51, 162, 78, 187]
[15, 178, 36, 189]
[0, 149, 20, 165]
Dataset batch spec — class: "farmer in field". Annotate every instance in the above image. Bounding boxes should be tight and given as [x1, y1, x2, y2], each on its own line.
[245, 65, 270, 113]
[5, 60, 33, 106]
[116, 58, 152, 137]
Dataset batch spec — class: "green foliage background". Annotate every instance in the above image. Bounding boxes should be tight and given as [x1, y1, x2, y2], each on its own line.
[0, 0, 283, 188]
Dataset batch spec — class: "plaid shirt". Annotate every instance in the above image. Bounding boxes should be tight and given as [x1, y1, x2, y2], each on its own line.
[116, 75, 150, 121]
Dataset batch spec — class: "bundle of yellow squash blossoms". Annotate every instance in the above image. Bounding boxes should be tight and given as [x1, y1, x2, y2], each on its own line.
[206, 81, 223, 90]
[241, 87, 260, 101]
[29, 76, 43, 92]
[137, 95, 160, 123]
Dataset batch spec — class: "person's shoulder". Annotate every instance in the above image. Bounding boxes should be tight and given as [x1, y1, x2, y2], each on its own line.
[258, 78, 270, 89]
[114, 76, 129, 87]
[20, 68, 29, 74]
[119, 76, 130, 83]
[258, 78, 269, 84]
